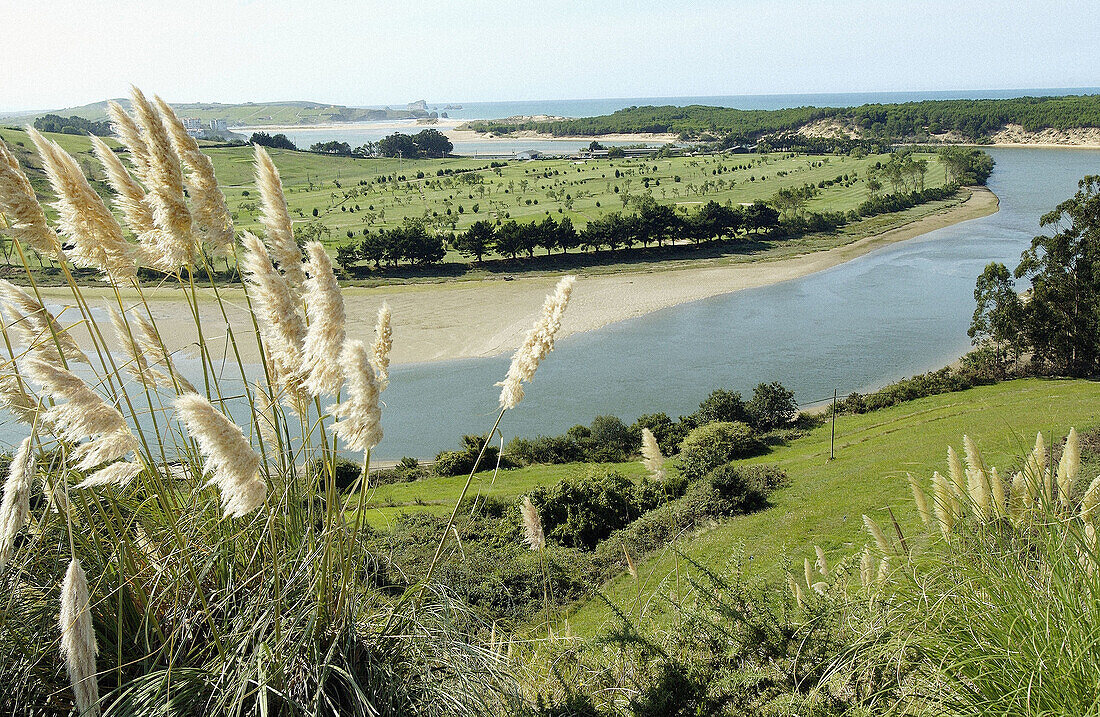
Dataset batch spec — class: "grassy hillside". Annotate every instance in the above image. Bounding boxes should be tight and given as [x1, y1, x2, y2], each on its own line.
[0, 99, 425, 126]
[0, 125, 950, 268]
[561, 377, 1100, 635]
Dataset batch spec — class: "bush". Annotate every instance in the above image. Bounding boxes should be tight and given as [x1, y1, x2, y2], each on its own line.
[691, 389, 750, 426]
[434, 433, 516, 476]
[631, 412, 688, 456]
[587, 414, 638, 462]
[529, 469, 662, 550]
[677, 422, 767, 481]
[705, 463, 786, 515]
[746, 381, 798, 431]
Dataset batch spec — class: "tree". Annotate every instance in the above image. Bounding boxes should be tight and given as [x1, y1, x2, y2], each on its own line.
[746, 382, 797, 431]
[1015, 175, 1100, 376]
[968, 262, 1024, 376]
[536, 216, 559, 255]
[556, 216, 579, 253]
[378, 133, 418, 158]
[939, 147, 995, 185]
[637, 198, 680, 247]
[744, 202, 779, 235]
[309, 141, 353, 156]
[494, 220, 524, 259]
[412, 129, 453, 158]
[453, 220, 494, 262]
[334, 242, 360, 273]
[250, 131, 298, 151]
[360, 232, 387, 268]
[692, 389, 749, 425]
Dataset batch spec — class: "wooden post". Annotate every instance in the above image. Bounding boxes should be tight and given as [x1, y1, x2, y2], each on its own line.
[830, 388, 837, 460]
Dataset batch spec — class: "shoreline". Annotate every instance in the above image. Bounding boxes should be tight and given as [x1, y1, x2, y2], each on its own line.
[37, 188, 998, 368]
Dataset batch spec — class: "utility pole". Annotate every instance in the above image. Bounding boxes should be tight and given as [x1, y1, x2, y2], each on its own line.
[830, 388, 837, 460]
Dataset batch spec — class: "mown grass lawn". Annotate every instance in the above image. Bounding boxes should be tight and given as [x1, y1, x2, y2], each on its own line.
[562, 378, 1100, 635]
[357, 460, 649, 529]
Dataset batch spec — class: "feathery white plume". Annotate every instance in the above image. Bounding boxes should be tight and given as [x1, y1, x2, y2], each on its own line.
[521, 496, 544, 551]
[27, 128, 136, 282]
[0, 279, 87, 364]
[60, 558, 100, 717]
[107, 101, 151, 182]
[328, 340, 383, 452]
[497, 276, 575, 410]
[154, 95, 234, 254]
[371, 302, 392, 391]
[301, 242, 345, 396]
[0, 373, 39, 424]
[253, 145, 306, 292]
[0, 139, 62, 256]
[1058, 428, 1080, 509]
[176, 393, 266, 518]
[75, 460, 143, 490]
[640, 427, 665, 481]
[0, 437, 33, 567]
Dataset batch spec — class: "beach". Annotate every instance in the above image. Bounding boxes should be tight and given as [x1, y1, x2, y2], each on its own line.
[38, 187, 997, 368]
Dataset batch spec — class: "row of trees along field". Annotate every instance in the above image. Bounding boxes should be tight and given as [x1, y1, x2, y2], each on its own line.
[250, 128, 453, 158]
[333, 148, 990, 272]
[467, 94, 1100, 142]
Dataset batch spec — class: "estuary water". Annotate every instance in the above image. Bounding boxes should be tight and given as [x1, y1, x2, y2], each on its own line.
[2, 148, 1098, 459]
[374, 147, 1100, 459]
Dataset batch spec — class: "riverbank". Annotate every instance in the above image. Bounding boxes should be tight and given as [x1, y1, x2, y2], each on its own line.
[38, 187, 996, 368]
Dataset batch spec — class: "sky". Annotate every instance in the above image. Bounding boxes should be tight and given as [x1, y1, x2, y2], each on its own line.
[1, 0, 1097, 112]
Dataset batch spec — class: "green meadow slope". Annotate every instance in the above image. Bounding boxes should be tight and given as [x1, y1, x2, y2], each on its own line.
[562, 378, 1100, 635]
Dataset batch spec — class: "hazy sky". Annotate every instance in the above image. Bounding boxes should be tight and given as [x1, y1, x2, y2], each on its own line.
[2, 0, 1097, 111]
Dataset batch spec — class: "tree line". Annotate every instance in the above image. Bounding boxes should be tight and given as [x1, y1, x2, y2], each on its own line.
[333, 181, 965, 273]
[32, 114, 111, 136]
[249, 129, 453, 158]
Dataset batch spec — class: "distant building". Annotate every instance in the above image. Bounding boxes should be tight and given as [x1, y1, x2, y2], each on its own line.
[514, 149, 543, 160]
[182, 117, 203, 131]
[210, 118, 227, 132]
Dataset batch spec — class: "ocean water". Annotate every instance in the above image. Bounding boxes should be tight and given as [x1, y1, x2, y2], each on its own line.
[411, 88, 1100, 121]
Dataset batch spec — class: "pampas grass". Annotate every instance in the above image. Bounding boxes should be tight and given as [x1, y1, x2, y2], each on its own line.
[862, 514, 892, 555]
[106, 101, 151, 183]
[129, 87, 193, 271]
[154, 95, 234, 255]
[0, 279, 87, 364]
[60, 558, 100, 717]
[328, 340, 383, 453]
[371, 301, 393, 391]
[521, 496, 544, 551]
[640, 427, 665, 481]
[0, 139, 62, 257]
[0, 437, 33, 567]
[254, 145, 306, 292]
[1058, 427, 1080, 508]
[89, 135, 157, 240]
[27, 129, 136, 282]
[0, 372, 39, 424]
[176, 393, 265, 518]
[301, 242, 345, 397]
[498, 275, 575, 410]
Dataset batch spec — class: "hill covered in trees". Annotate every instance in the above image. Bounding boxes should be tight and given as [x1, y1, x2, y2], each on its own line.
[467, 94, 1100, 143]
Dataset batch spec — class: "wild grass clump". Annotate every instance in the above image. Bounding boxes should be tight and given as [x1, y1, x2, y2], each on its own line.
[0, 89, 578, 715]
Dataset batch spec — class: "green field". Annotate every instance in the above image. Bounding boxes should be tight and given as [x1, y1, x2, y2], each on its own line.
[0, 125, 950, 269]
[358, 460, 650, 529]
[555, 378, 1100, 634]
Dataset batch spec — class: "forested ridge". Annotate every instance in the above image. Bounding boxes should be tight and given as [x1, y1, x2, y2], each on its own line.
[468, 94, 1100, 141]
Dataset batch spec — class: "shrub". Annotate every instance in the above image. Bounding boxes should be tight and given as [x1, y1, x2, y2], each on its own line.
[631, 412, 687, 456]
[691, 389, 750, 426]
[677, 422, 766, 481]
[587, 414, 638, 462]
[434, 433, 514, 475]
[745, 381, 798, 430]
[530, 470, 662, 550]
[705, 463, 786, 515]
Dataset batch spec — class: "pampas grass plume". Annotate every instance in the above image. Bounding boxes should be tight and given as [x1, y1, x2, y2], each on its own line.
[0, 139, 62, 256]
[371, 302, 393, 391]
[863, 514, 892, 555]
[932, 470, 956, 537]
[907, 473, 932, 526]
[623, 543, 637, 579]
[0, 437, 33, 567]
[301, 241, 346, 396]
[1058, 427, 1080, 508]
[814, 544, 829, 576]
[640, 428, 665, 481]
[498, 275, 575, 410]
[60, 558, 100, 716]
[328, 340, 383, 452]
[176, 393, 266, 518]
[254, 145, 306, 292]
[0, 279, 87, 364]
[521, 496, 544, 551]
